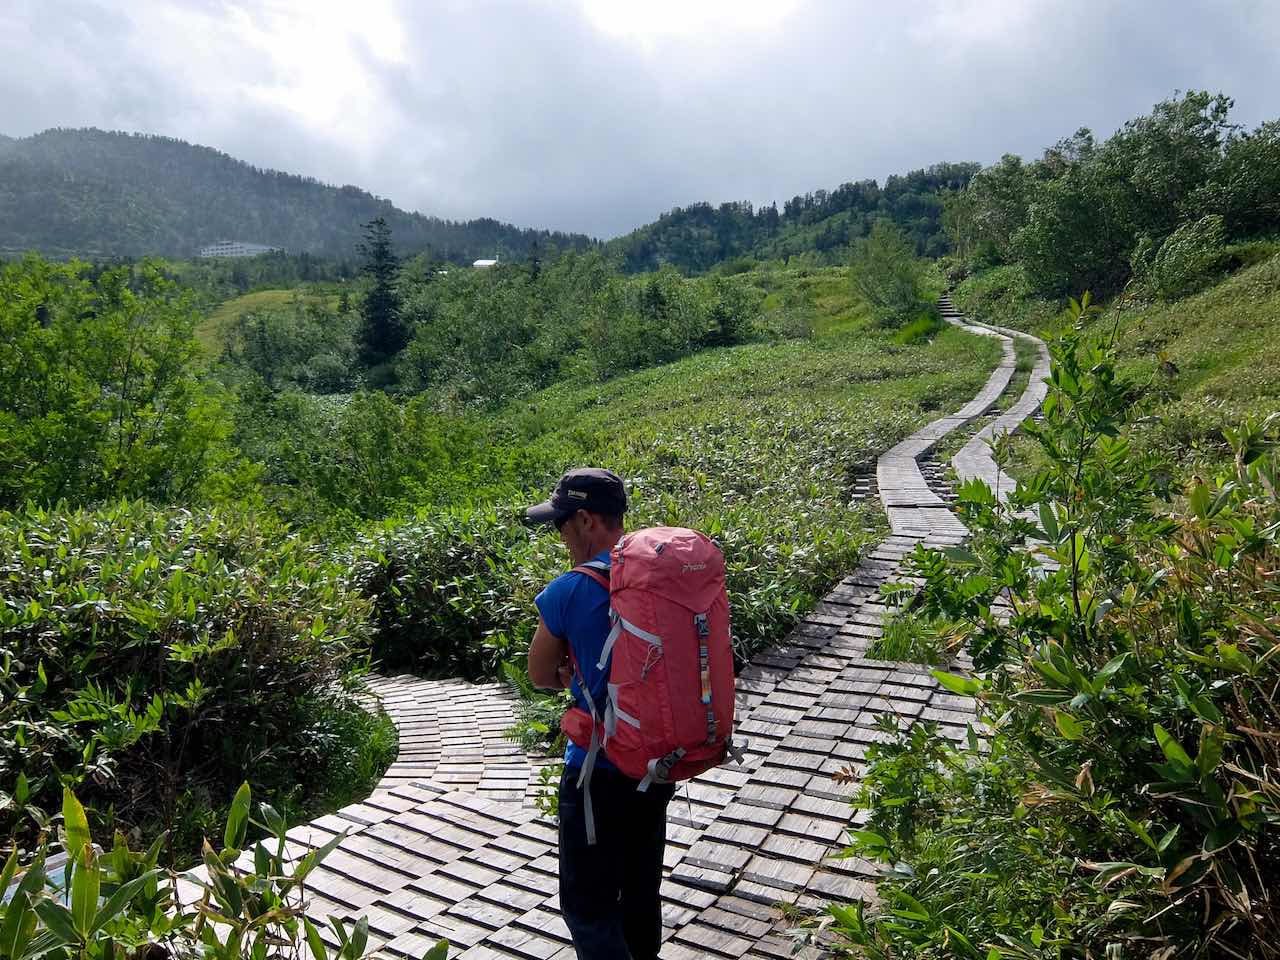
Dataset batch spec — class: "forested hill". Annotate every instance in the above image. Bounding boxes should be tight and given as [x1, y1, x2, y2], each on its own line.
[606, 162, 979, 273]
[0, 128, 596, 261]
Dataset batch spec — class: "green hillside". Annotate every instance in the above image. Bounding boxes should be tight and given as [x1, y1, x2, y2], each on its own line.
[605, 162, 978, 273]
[1113, 254, 1280, 407]
[0, 128, 596, 261]
[1091, 251, 1280, 473]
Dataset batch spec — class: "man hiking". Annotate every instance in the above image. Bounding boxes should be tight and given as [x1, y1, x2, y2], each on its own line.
[525, 467, 674, 960]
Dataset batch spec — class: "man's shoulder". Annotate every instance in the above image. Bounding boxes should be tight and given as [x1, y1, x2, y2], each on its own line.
[540, 567, 592, 605]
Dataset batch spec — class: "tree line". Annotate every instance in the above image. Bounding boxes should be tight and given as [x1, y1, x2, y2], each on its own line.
[941, 91, 1280, 298]
[605, 162, 979, 273]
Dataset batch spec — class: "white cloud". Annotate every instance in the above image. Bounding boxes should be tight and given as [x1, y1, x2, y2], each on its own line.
[2, 0, 1278, 238]
[579, 0, 803, 43]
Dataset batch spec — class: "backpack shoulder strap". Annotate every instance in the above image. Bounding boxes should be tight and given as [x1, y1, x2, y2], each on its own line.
[567, 557, 612, 847]
[572, 561, 610, 590]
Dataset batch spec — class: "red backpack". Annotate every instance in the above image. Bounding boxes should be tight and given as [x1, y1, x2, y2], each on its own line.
[563, 527, 740, 842]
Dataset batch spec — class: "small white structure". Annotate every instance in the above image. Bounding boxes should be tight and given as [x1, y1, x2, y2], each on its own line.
[472, 258, 498, 269]
[199, 240, 280, 259]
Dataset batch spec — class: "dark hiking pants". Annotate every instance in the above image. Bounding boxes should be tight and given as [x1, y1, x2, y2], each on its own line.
[558, 764, 675, 959]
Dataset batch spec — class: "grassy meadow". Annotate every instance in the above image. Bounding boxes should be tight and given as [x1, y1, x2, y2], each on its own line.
[197, 286, 341, 351]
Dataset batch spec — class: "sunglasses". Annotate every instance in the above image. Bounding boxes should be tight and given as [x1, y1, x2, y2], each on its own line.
[554, 510, 581, 532]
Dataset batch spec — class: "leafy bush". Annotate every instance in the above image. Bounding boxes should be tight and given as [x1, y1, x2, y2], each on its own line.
[867, 609, 953, 663]
[849, 220, 928, 325]
[218, 299, 358, 393]
[951, 263, 1060, 333]
[347, 509, 560, 677]
[0, 501, 378, 860]
[0, 787, 445, 960]
[953, 92, 1280, 300]
[831, 301, 1280, 957]
[230, 390, 508, 526]
[1139, 213, 1228, 301]
[0, 257, 234, 510]
[584, 268, 764, 378]
[393, 252, 764, 401]
[892, 306, 945, 345]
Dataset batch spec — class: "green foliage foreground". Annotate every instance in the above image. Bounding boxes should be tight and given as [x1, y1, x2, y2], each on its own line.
[829, 301, 1280, 957]
[0, 786, 445, 960]
[0, 503, 395, 860]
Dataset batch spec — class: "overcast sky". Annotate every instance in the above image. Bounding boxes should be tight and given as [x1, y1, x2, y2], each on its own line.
[3, 0, 1278, 238]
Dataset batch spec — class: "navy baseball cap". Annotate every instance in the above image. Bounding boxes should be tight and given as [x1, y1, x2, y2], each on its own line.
[525, 467, 628, 526]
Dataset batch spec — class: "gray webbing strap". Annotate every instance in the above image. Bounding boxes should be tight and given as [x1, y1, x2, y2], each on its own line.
[596, 610, 662, 669]
[596, 616, 623, 670]
[637, 747, 686, 793]
[575, 669, 603, 845]
[607, 683, 640, 730]
[617, 614, 662, 646]
[576, 725, 601, 846]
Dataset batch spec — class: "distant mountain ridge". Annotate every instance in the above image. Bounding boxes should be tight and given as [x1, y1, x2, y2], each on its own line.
[0, 128, 596, 262]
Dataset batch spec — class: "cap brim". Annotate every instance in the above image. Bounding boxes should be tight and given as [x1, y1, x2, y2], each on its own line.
[524, 500, 559, 525]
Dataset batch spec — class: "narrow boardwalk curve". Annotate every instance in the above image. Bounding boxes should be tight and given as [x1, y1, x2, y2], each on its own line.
[268, 304, 1051, 960]
[944, 295, 1052, 500]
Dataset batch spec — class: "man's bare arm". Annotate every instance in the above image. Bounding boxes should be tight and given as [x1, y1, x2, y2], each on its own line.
[528, 616, 572, 690]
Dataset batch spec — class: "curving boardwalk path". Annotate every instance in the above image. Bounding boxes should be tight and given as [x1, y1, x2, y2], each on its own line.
[265, 302, 1050, 960]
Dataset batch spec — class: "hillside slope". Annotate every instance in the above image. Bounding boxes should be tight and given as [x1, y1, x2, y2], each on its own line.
[605, 162, 978, 273]
[1110, 253, 1280, 463]
[0, 128, 596, 261]
[958, 253, 1280, 477]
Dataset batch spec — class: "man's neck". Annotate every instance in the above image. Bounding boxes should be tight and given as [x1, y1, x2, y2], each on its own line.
[572, 531, 620, 566]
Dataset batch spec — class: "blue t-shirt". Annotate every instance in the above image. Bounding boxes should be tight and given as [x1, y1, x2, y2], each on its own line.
[534, 549, 616, 771]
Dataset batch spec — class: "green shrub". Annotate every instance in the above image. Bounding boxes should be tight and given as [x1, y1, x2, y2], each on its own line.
[0, 787, 446, 960]
[584, 268, 764, 378]
[1220, 237, 1280, 271]
[849, 220, 928, 326]
[347, 508, 559, 677]
[867, 610, 952, 663]
[218, 300, 358, 393]
[0, 257, 234, 510]
[0, 501, 375, 860]
[951, 263, 1060, 332]
[832, 301, 1280, 957]
[391, 252, 764, 401]
[1140, 213, 1228, 300]
[892, 306, 945, 345]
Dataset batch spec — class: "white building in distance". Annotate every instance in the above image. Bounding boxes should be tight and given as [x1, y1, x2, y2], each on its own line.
[472, 258, 498, 269]
[199, 240, 280, 259]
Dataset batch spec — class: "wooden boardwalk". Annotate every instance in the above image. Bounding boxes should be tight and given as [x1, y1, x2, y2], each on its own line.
[945, 296, 1052, 501]
[250, 304, 1050, 959]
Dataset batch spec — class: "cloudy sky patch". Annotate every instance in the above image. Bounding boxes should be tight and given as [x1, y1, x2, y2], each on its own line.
[2, 0, 1278, 237]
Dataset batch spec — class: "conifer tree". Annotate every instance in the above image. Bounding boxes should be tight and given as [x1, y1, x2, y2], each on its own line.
[357, 217, 407, 366]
